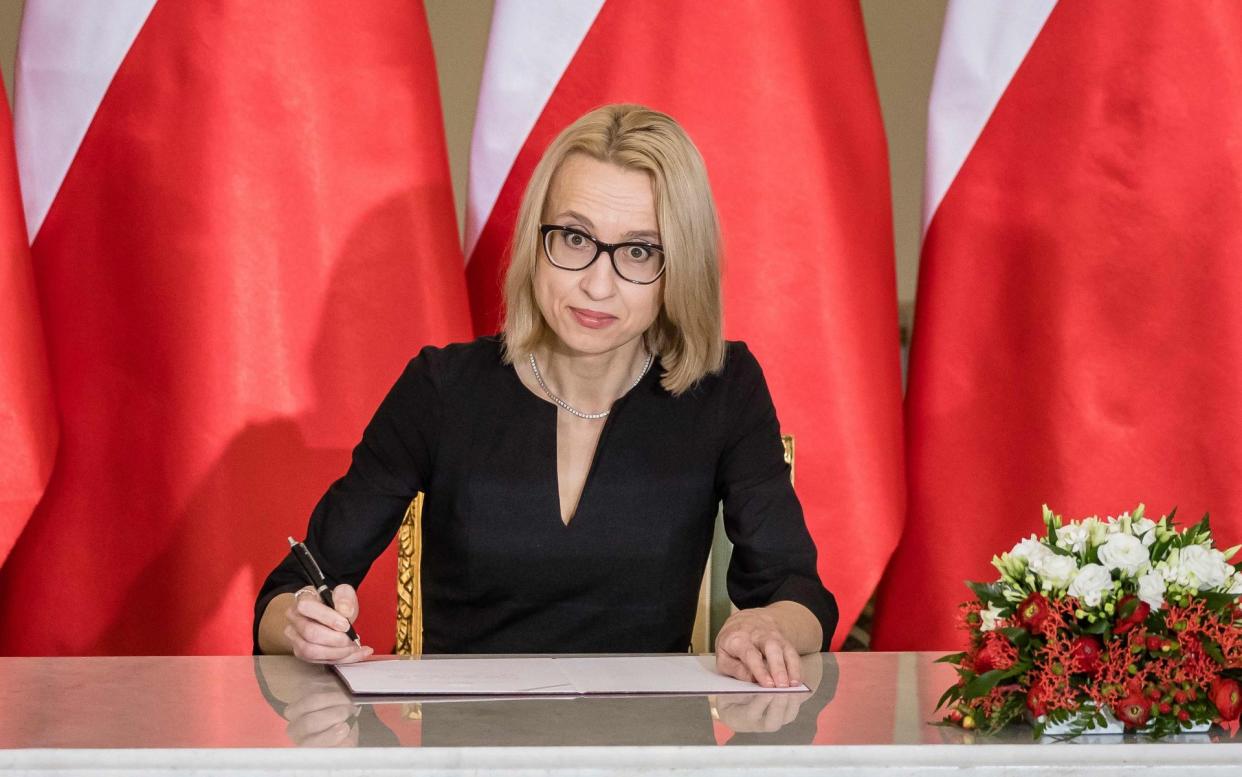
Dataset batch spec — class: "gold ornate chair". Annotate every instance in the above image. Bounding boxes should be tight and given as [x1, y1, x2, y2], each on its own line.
[395, 493, 425, 656]
[394, 436, 795, 657]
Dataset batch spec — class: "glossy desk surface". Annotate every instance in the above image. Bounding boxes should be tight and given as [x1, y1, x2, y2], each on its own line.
[2, 652, 1240, 775]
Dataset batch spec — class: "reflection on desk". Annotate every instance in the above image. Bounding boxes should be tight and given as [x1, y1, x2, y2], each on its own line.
[4, 653, 1242, 775]
[254, 653, 837, 747]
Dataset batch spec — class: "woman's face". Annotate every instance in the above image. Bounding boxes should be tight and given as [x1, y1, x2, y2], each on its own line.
[534, 154, 663, 358]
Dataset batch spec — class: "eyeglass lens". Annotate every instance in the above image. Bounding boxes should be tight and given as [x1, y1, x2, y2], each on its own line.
[544, 227, 664, 284]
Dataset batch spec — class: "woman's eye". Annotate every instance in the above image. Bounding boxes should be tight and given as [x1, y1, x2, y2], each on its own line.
[626, 246, 650, 261]
[566, 233, 588, 248]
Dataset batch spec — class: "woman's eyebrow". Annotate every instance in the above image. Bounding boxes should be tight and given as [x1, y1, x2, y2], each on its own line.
[552, 210, 660, 242]
[551, 210, 595, 229]
[623, 229, 661, 242]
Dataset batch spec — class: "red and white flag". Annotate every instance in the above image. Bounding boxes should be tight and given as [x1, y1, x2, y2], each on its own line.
[874, 0, 1242, 649]
[466, 0, 905, 648]
[1, 0, 471, 655]
[0, 86, 56, 568]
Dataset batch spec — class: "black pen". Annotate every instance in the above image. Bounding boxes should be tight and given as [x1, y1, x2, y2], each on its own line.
[288, 537, 361, 646]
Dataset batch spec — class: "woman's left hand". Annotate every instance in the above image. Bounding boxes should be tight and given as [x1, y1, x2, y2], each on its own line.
[714, 606, 803, 688]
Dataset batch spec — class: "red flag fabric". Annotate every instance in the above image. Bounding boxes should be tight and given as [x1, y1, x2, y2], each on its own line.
[0, 88, 56, 567]
[1, 0, 470, 655]
[874, 0, 1242, 649]
[466, 0, 905, 647]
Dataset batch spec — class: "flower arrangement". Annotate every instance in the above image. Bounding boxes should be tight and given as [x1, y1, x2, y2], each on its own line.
[937, 505, 1242, 738]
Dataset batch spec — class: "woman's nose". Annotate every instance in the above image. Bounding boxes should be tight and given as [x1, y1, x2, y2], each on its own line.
[579, 249, 617, 298]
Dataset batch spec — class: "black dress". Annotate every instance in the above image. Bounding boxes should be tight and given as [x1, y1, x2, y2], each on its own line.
[253, 337, 837, 654]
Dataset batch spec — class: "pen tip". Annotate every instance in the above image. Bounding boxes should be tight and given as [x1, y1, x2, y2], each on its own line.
[287, 537, 297, 546]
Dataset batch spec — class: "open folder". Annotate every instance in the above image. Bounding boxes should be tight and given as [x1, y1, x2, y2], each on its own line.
[333, 655, 809, 697]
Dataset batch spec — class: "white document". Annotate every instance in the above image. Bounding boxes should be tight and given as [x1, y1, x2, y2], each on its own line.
[333, 655, 808, 697]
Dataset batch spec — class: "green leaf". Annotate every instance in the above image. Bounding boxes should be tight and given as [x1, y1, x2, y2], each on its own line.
[1199, 634, 1227, 666]
[1196, 591, 1238, 612]
[1000, 627, 1030, 647]
[935, 684, 961, 711]
[1184, 512, 1211, 545]
[935, 652, 967, 665]
[966, 580, 1009, 608]
[961, 664, 1026, 700]
[1117, 596, 1140, 620]
[1149, 536, 1173, 564]
[1081, 618, 1110, 635]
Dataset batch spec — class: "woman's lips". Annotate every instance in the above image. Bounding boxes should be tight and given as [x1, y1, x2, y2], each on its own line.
[570, 307, 617, 329]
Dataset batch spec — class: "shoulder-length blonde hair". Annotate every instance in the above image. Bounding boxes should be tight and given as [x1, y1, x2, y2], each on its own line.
[500, 104, 725, 396]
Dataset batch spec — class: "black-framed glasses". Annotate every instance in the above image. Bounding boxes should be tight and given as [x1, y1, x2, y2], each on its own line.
[539, 224, 666, 285]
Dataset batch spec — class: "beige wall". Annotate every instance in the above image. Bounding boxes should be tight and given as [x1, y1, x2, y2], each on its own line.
[862, 0, 946, 305]
[0, 0, 943, 306]
[0, 0, 19, 101]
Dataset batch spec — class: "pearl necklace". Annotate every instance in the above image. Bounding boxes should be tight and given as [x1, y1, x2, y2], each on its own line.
[528, 350, 654, 420]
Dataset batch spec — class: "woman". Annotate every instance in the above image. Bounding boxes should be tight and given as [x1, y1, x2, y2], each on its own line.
[255, 104, 837, 688]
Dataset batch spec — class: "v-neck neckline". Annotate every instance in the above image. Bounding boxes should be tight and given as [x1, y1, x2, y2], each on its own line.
[556, 410, 613, 528]
[503, 352, 658, 530]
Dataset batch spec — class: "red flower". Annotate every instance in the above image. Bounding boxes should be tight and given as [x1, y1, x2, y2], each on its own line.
[1017, 593, 1053, 632]
[972, 649, 995, 674]
[1113, 595, 1151, 635]
[1069, 635, 1102, 675]
[1212, 678, 1242, 722]
[1026, 679, 1050, 717]
[972, 634, 1017, 674]
[1112, 691, 1153, 729]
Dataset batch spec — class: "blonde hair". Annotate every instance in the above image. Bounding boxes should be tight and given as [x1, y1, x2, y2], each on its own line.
[500, 104, 725, 396]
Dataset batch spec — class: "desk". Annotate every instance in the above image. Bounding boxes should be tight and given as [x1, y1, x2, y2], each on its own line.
[1, 652, 1239, 775]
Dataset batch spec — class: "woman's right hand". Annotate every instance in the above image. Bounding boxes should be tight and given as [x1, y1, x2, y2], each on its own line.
[285, 584, 373, 663]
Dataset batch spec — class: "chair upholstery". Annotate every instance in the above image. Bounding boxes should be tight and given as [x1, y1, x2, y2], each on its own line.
[394, 435, 795, 657]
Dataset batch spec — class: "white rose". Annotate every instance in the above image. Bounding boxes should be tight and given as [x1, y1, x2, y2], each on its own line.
[1067, 563, 1113, 607]
[1097, 533, 1150, 578]
[1056, 523, 1091, 555]
[1137, 571, 1166, 610]
[1132, 517, 1158, 547]
[979, 603, 1004, 632]
[1010, 536, 1054, 565]
[1178, 545, 1231, 590]
[1032, 553, 1079, 590]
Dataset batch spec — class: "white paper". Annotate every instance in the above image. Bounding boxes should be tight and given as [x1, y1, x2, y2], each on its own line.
[333, 657, 573, 696]
[333, 655, 807, 697]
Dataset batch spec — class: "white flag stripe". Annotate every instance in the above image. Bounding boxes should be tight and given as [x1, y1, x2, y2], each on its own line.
[14, 0, 157, 243]
[464, 0, 604, 260]
[922, 0, 1057, 234]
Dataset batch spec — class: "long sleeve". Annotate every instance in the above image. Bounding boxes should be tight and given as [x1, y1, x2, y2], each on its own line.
[716, 343, 838, 650]
[252, 347, 444, 653]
